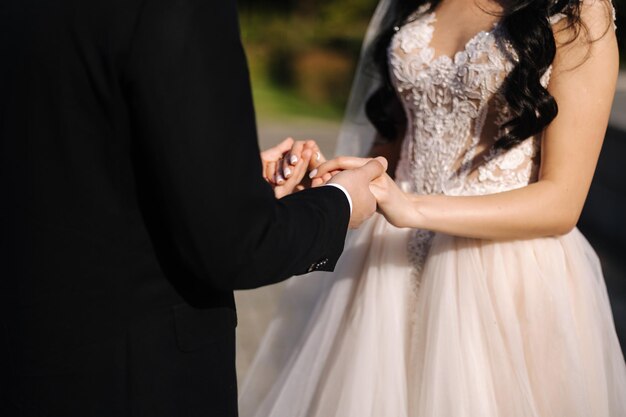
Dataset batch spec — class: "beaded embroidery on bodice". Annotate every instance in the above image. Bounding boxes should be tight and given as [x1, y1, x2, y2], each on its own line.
[389, 2, 616, 276]
[390, 6, 543, 198]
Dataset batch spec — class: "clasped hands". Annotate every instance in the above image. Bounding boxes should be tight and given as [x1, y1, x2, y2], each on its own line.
[261, 138, 410, 229]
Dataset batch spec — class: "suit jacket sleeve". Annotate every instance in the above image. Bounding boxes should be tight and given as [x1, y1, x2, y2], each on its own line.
[122, 0, 350, 290]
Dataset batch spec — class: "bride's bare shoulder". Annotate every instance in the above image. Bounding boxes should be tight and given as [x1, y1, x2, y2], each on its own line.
[549, 0, 618, 77]
[551, 0, 617, 47]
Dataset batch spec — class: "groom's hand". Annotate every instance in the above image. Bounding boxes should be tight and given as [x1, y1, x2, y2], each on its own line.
[326, 157, 388, 229]
[310, 156, 381, 186]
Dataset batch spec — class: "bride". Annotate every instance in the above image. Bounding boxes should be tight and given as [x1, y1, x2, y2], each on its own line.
[243, 0, 626, 415]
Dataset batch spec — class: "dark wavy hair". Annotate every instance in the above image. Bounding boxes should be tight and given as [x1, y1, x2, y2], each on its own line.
[365, 0, 592, 150]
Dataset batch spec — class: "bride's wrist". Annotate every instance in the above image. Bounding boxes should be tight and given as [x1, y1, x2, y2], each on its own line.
[406, 194, 429, 229]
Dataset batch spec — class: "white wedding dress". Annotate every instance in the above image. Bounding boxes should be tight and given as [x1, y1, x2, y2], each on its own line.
[239, 3, 626, 416]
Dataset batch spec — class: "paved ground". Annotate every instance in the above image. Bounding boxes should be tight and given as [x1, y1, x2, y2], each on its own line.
[235, 73, 626, 382]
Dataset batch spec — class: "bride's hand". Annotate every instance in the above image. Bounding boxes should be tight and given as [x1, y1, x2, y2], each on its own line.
[277, 140, 325, 185]
[369, 172, 413, 228]
[260, 137, 294, 185]
[281, 139, 325, 179]
[308, 156, 371, 187]
[310, 156, 412, 228]
[273, 149, 314, 198]
[262, 138, 325, 186]
[261, 138, 319, 198]
[270, 149, 314, 199]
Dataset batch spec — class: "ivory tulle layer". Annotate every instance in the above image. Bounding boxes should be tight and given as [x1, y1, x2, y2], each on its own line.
[239, 214, 626, 417]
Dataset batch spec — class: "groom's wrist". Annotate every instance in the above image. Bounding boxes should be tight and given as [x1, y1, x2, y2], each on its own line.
[324, 183, 352, 215]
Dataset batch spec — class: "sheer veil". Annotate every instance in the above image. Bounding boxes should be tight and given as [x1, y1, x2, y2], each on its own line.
[334, 0, 393, 157]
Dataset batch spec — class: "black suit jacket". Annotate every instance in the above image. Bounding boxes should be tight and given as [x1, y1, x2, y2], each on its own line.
[0, 0, 350, 416]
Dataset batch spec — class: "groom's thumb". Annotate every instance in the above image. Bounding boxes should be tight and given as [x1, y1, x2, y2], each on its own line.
[357, 157, 388, 181]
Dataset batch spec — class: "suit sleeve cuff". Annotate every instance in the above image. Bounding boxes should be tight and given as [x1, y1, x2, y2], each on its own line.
[324, 183, 352, 216]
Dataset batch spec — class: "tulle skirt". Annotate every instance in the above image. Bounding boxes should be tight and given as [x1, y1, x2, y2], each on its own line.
[239, 214, 626, 417]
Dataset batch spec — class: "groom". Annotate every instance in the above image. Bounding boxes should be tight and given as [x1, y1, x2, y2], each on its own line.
[0, 0, 385, 416]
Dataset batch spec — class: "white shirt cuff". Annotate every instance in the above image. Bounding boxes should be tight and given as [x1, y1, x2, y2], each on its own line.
[324, 183, 353, 216]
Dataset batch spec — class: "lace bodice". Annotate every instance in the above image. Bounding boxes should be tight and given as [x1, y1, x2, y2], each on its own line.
[389, 2, 616, 274]
[390, 2, 616, 197]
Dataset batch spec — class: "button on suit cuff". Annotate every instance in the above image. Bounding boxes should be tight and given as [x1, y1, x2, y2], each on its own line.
[324, 183, 352, 215]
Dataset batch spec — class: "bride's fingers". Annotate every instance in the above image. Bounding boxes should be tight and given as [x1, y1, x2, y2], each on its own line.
[261, 137, 294, 164]
[283, 140, 323, 175]
[287, 141, 306, 166]
[282, 155, 294, 179]
[310, 156, 372, 179]
[310, 170, 341, 188]
[311, 177, 325, 188]
[304, 140, 319, 157]
[274, 173, 285, 186]
[273, 137, 295, 158]
[283, 139, 326, 179]
[282, 141, 308, 179]
[265, 161, 277, 183]
[276, 150, 312, 197]
[274, 158, 286, 185]
[287, 149, 312, 185]
[305, 142, 326, 170]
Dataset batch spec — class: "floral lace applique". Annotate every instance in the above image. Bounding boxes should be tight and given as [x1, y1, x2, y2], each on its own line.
[390, 9, 536, 274]
[391, 1, 617, 276]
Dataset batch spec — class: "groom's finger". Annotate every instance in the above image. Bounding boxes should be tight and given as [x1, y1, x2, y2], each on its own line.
[352, 157, 388, 182]
[310, 170, 347, 188]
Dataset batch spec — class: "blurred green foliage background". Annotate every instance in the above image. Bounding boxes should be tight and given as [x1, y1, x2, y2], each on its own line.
[238, 0, 625, 121]
[238, 0, 378, 120]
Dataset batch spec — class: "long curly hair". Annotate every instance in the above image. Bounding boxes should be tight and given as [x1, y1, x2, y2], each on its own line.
[365, 0, 592, 149]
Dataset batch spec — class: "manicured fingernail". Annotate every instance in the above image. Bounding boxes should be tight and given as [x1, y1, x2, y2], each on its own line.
[290, 155, 298, 165]
[316, 151, 321, 161]
[275, 174, 285, 184]
[309, 169, 318, 179]
[284, 167, 292, 177]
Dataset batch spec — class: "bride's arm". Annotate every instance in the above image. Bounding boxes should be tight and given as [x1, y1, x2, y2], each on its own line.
[317, 1, 619, 241]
